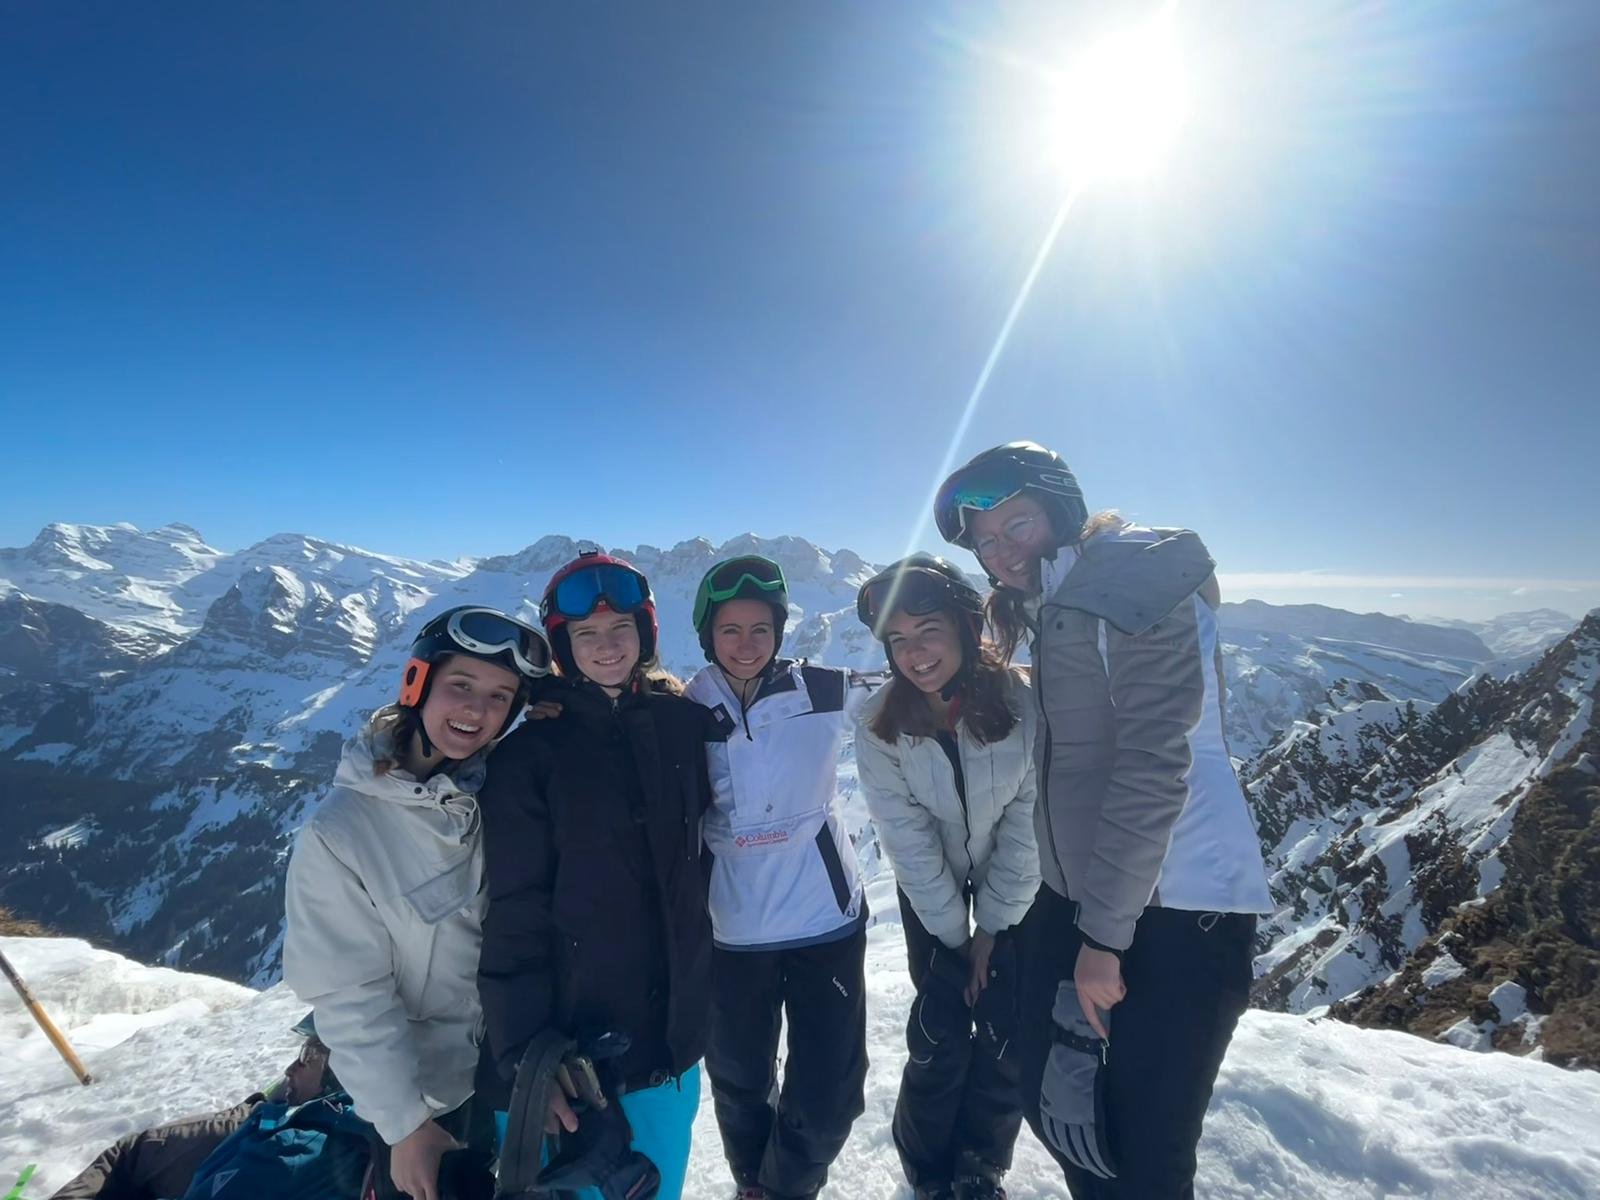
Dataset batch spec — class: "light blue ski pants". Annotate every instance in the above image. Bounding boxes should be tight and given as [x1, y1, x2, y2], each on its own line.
[495, 1064, 702, 1200]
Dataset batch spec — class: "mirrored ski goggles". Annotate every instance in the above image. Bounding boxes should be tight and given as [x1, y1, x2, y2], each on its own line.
[694, 556, 785, 627]
[541, 563, 651, 624]
[447, 608, 553, 678]
[856, 567, 960, 631]
[936, 471, 1025, 538]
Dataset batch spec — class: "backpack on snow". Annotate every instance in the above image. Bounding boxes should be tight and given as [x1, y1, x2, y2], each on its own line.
[181, 1090, 376, 1200]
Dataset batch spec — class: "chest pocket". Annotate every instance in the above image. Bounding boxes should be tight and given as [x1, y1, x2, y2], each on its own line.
[402, 852, 477, 925]
[730, 699, 841, 830]
[1040, 608, 1113, 746]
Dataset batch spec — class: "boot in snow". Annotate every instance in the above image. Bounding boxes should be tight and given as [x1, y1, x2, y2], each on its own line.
[953, 1153, 1007, 1200]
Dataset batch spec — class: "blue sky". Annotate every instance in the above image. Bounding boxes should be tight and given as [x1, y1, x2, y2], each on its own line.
[3, 2, 1596, 621]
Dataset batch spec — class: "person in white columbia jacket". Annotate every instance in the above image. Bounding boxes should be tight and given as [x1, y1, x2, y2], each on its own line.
[683, 555, 873, 1200]
[853, 554, 1040, 1200]
[283, 606, 550, 1200]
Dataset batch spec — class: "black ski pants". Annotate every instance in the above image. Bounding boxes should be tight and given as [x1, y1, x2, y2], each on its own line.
[705, 927, 869, 1200]
[1016, 885, 1253, 1200]
[893, 890, 1025, 1191]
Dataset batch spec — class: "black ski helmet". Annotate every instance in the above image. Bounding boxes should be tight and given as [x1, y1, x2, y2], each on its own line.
[693, 555, 789, 664]
[934, 441, 1089, 552]
[398, 606, 550, 740]
[856, 553, 986, 689]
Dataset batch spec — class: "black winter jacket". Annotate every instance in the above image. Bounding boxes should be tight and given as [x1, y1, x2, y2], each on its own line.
[478, 679, 715, 1090]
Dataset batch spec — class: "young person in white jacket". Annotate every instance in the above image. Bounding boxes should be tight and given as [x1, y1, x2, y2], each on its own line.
[853, 554, 1041, 1200]
[283, 607, 551, 1200]
[683, 554, 873, 1200]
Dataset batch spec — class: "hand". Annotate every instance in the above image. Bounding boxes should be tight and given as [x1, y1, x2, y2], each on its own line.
[1073, 944, 1126, 1040]
[964, 928, 996, 1007]
[544, 1088, 579, 1135]
[525, 699, 564, 721]
[389, 1118, 461, 1200]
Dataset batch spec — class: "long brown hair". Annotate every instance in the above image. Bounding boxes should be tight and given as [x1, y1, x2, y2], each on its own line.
[986, 509, 1129, 665]
[869, 643, 1018, 746]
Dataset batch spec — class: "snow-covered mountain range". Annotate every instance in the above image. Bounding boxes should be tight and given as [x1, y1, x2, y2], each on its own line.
[1, 521, 1587, 1068]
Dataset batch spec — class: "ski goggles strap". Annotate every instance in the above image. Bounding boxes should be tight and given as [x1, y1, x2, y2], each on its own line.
[541, 563, 650, 624]
[445, 608, 552, 678]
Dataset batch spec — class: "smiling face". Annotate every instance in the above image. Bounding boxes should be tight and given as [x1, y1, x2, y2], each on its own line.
[567, 606, 641, 691]
[965, 493, 1057, 594]
[418, 655, 521, 760]
[712, 597, 778, 681]
[885, 608, 965, 695]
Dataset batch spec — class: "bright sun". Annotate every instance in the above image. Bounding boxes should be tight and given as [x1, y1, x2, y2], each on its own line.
[1043, 8, 1192, 183]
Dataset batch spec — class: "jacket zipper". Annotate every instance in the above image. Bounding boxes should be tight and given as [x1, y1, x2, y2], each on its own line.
[1034, 605, 1064, 875]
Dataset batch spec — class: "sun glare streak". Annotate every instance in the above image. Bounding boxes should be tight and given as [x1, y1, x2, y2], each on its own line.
[893, 183, 1082, 583]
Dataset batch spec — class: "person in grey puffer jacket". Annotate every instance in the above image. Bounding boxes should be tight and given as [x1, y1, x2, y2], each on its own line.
[936, 443, 1272, 1200]
[284, 606, 550, 1200]
[854, 554, 1040, 1200]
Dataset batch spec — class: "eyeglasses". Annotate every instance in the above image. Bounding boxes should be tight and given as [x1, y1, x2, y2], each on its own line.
[972, 514, 1041, 561]
[541, 562, 651, 624]
[444, 608, 552, 678]
[694, 556, 786, 628]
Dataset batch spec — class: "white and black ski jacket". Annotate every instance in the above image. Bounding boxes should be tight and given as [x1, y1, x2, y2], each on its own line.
[686, 659, 869, 951]
[1032, 524, 1273, 953]
[855, 671, 1041, 948]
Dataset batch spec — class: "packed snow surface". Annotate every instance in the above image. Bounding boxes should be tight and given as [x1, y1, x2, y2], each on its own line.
[7, 931, 1600, 1199]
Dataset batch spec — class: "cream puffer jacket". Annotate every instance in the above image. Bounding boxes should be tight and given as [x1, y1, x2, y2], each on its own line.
[283, 722, 490, 1145]
[854, 670, 1041, 948]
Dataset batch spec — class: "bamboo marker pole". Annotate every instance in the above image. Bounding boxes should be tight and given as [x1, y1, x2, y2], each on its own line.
[0, 947, 93, 1085]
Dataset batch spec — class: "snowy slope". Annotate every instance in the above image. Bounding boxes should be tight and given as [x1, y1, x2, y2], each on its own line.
[8, 929, 1600, 1200]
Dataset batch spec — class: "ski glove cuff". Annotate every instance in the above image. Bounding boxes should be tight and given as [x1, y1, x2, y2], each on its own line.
[1038, 980, 1117, 1180]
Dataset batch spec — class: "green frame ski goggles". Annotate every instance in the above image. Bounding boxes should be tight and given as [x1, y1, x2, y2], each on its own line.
[693, 555, 787, 630]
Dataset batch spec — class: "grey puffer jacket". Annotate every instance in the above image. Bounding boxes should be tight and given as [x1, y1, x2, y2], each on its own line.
[283, 721, 490, 1145]
[1032, 525, 1271, 953]
[855, 670, 1040, 948]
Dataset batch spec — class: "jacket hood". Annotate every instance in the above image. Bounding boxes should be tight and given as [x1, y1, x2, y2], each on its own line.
[1048, 526, 1215, 637]
[333, 710, 491, 805]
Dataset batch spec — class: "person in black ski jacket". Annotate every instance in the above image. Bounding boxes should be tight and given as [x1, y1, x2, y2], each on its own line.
[478, 550, 714, 1200]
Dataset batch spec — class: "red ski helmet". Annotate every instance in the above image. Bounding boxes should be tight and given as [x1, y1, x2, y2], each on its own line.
[539, 549, 658, 679]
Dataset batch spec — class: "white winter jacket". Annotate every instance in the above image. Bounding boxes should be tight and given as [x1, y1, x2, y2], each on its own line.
[855, 671, 1042, 949]
[283, 727, 489, 1145]
[686, 660, 868, 950]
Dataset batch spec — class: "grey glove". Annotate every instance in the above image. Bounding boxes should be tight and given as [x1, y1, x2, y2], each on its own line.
[1038, 980, 1117, 1180]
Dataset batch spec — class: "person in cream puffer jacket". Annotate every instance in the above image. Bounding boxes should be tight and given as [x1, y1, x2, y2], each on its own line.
[853, 553, 1041, 1200]
[284, 605, 549, 1200]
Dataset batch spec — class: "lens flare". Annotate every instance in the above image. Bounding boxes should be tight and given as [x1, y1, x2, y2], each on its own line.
[1044, 7, 1191, 182]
